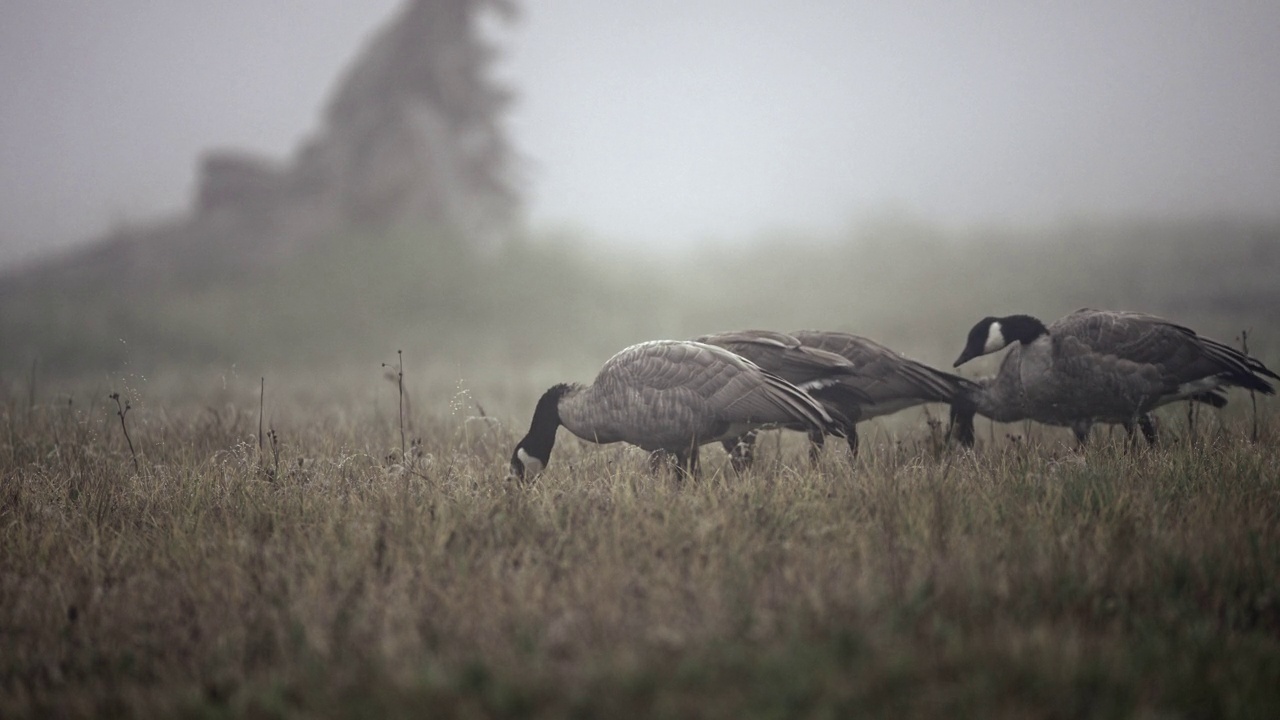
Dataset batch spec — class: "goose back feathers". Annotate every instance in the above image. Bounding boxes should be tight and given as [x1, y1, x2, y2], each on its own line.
[693, 330, 871, 407]
[791, 330, 975, 419]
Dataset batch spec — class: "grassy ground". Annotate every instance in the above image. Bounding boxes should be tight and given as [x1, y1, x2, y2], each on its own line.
[2, 377, 1277, 719]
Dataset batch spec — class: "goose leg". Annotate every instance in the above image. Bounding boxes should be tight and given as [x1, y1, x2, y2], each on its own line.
[948, 403, 977, 448]
[844, 424, 860, 458]
[1138, 414, 1158, 444]
[1120, 414, 1158, 449]
[673, 441, 701, 481]
[674, 445, 700, 480]
[1122, 414, 1158, 446]
[721, 438, 738, 461]
[1071, 421, 1092, 446]
[1121, 420, 1138, 447]
[725, 431, 758, 473]
[807, 429, 825, 465]
[648, 450, 671, 475]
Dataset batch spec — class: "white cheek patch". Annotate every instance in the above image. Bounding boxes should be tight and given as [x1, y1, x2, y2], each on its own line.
[517, 447, 545, 477]
[982, 321, 1006, 354]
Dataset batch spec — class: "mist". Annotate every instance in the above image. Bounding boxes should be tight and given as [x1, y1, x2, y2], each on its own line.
[0, 1, 401, 265]
[3, 0, 1280, 267]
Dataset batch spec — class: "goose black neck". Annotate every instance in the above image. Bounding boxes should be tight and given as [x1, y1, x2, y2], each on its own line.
[999, 315, 1049, 344]
[520, 383, 570, 458]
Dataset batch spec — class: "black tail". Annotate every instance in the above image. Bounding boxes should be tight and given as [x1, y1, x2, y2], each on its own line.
[824, 408, 854, 438]
[897, 360, 976, 403]
[1221, 369, 1275, 395]
[1189, 390, 1228, 408]
[1199, 337, 1277, 394]
[1241, 349, 1280, 381]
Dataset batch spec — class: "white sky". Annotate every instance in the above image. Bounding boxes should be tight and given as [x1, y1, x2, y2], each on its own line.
[2, 1, 1279, 266]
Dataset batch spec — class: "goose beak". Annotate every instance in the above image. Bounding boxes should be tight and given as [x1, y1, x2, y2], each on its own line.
[953, 348, 977, 367]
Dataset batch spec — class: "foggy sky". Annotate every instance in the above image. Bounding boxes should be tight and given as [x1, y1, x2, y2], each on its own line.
[3, 1, 1279, 266]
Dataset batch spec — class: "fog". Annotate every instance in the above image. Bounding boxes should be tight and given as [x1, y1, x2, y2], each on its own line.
[3, 0, 1280, 266]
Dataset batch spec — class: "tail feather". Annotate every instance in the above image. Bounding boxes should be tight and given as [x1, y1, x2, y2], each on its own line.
[1222, 368, 1274, 395]
[761, 370, 848, 438]
[1189, 391, 1228, 408]
[1199, 337, 1277, 393]
[898, 360, 978, 403]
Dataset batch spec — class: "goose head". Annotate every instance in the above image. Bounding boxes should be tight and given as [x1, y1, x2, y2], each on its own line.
[508, 445, 546, 481]
[954, 315, 1048, 367]
[508, 383, 572, 481]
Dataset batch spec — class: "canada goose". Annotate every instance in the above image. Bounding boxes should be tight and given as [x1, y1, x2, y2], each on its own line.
[701, 330, 974, 466]
[950, 309, 1278, 444]
[508, 339, 844, 480]
[693, 330, 870, 466]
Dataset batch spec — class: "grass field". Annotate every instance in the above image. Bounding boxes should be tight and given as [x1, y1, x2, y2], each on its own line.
[2, 372, 1278, 718]
[2, 217, 1278, 716]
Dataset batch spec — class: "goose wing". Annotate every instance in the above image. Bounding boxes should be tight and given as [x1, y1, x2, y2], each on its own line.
[695, 330, 866, 397]
[1054, 309, 1275, 394]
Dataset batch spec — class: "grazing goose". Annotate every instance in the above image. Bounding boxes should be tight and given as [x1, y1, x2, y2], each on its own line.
[950, 309, 1278, 445]
[693, 330, 870, 467]
[702, 330, 974, 467]
[508, 339, 843, 480]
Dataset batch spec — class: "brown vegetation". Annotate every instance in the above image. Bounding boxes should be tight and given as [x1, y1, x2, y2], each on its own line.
[2, 376, 1277, 718]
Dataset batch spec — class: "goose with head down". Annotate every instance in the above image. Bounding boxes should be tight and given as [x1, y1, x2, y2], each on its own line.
[508, 339, 844, 480]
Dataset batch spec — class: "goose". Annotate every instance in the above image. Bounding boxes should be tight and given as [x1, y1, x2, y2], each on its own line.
[950, 309, 1278, 445]
[700, 330, 974, 467]
[508, 339, 844, 480]
[693, 330, 870, 467]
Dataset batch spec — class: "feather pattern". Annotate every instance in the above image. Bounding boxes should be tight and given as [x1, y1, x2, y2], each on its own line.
[790, 330, 975, 419]
[694, 330, 871, 409]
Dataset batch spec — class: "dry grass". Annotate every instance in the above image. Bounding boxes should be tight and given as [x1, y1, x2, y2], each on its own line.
[2, 378, 1278, 719]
